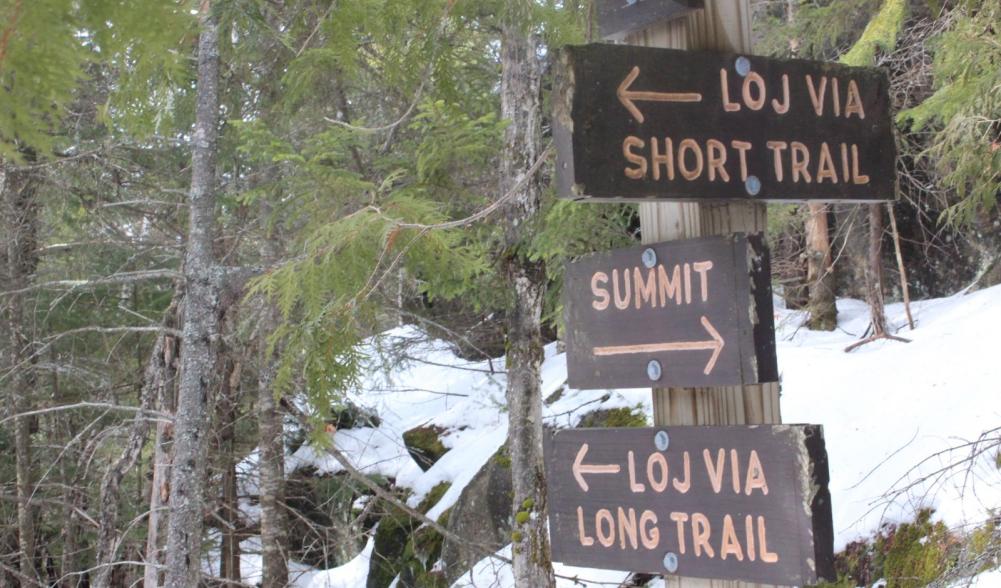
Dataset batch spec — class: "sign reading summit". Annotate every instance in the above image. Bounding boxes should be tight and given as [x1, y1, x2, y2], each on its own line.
[563, 234, 776, 389]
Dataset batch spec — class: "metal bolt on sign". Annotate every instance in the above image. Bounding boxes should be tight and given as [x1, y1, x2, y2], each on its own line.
[654, 430, 670, 451]
[646, 359, 662, 381]
[735, 56, 751, 76]
[663, 551, 679, 573]
[641, 247, 657, 268]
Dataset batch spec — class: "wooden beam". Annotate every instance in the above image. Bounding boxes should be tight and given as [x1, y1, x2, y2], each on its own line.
[624, 1, 782, 585]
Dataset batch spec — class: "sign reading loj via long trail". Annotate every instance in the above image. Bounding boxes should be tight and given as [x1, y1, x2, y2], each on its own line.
[545, 426, 835, 585]
[564, 233, 776, 389]
[553, 44, 896, 202]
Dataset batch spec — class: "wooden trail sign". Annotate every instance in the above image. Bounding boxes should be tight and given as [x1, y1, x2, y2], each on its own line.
[596, 0, 703, 40]
[554, 44, 896, 202]
[563, 233, 776, 389]
[545, 426, 835, 586]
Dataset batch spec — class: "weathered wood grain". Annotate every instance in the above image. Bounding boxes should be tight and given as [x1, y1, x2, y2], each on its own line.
[544, 426, 835, 586]
[554, 44, 896, 202]
[563, 233, 776, 389]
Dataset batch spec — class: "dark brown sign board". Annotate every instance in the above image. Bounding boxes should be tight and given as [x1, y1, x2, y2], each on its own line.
[545, 426, 834, 586]
[564, 233, 776, 389]
[596, 0, 703, 40]
[553, 44, 896, 202]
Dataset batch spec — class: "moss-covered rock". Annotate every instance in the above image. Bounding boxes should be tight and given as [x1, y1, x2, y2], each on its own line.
[402, 425, 449, 471]
[879, 509, 956, 588]
[577, 405, 647, 428]
[286, 468, 378, 568]
[830, 508, 959, 588]
[327, 401, 382, 430]
[368, 506, 419, 588]
[398, 510, 451, 588]
[367, 482, 451, 588]
[440, 445, 513, 584]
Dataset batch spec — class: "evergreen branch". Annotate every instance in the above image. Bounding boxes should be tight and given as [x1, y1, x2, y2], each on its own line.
[0, 0, 22, 71]
[302, 143, 552, 316]
[397, 143, 553, 232]
[323, 78, 428, 135]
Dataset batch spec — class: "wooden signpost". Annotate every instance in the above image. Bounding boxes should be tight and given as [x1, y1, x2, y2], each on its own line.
[596, 0, 704, 40]
[543, 2, 876, 585]
[554, 44, 896, 202]
[564, 233, 776, 389]
[545, 426, 835, 585]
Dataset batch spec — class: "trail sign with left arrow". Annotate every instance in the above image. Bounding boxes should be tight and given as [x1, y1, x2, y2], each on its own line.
[563, 233, 776, 389]
[553, 43, 896, 202]
[544, 426, 835, 585]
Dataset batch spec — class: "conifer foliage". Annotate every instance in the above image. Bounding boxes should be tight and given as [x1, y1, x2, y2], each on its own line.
[0, 1, 998, 586]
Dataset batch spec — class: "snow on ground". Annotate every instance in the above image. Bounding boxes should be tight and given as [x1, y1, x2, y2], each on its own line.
[229, 285, 1001, 586]
[777, 288, 1001, 550]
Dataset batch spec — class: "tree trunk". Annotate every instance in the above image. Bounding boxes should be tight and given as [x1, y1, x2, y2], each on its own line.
[865, 203, 888, 336]
[835, 204, 869, 299]
[93, 299, 180, 588]
[164, 5, 223, 586]
[498, 5, 554, 587]
[806, 203, 837, 330]
[144, 326, 178, 588]
[1, 159, 41, 583]
[217, 356, 242, 582]
[257, 305, 288, 587]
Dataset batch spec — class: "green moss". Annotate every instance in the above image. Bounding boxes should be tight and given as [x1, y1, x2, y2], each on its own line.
[578, 406, 647, 428]
[494, 450, 511, 469]
[371, 487, 451, 588]
[402, 425, 449, 471]
[514, 510, 530, 525]
[879, 509, 956, 588]
[369, 506, 418, 588]
[415, 481, 451, 514]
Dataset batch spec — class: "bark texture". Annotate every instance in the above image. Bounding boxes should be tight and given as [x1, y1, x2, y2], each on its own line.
[258, 335, 288, 587]
[144, 324, 180, 588]
[164, 7, 223, 586]
[806, 203, 837, 330]
[499, 6, 555, 587]
[865, 203, 888, 336]
[93, 300, 180, 588]
[218, 357, 242, 583]
[1, 159, 40, 583]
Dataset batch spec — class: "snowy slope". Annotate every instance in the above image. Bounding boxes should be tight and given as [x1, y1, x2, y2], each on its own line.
[223, 285, 1001, 586]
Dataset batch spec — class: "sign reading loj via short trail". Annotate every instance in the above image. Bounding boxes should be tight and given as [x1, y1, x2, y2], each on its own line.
[564, 233, 776, 389]
[553, 44, 896, 202]
[544, 426, 835, 586]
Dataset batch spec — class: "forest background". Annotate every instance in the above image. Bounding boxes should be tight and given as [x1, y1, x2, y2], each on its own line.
[0, 0, 998, 586]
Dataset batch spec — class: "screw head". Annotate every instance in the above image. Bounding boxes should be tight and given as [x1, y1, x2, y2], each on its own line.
[646, 360, 662, 381]
[641, 248, 657, 268]
[744, 175, 761, 196]
[735, 56, 751, 77]
[663, 551, 679, 573]
[654, 430, 670, 451]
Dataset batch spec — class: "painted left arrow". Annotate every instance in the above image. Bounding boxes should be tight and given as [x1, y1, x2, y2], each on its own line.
[573, 443, 620, 492]
[617, 65, 703, 124]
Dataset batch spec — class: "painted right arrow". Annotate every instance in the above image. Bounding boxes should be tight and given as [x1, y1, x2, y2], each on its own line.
[617, 65, 703, 124]
[592, 315, 725, 375]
